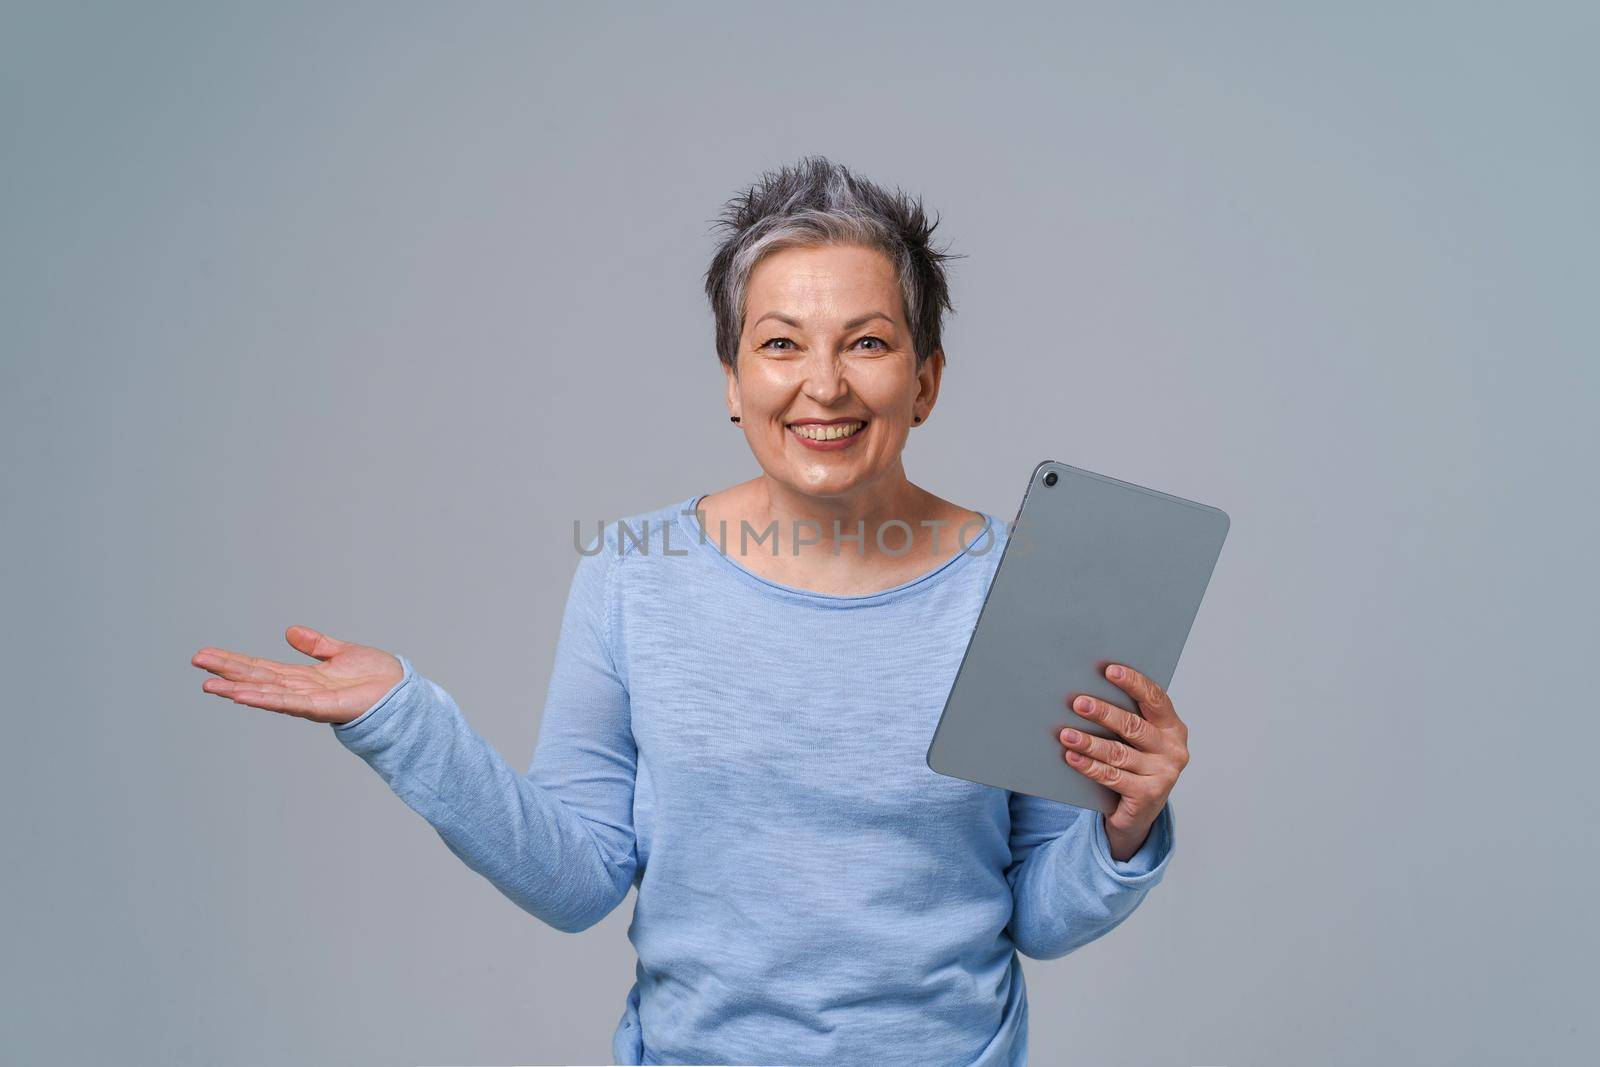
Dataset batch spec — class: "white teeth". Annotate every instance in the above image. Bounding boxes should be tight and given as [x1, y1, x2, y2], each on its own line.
[791, 420, 865, 441]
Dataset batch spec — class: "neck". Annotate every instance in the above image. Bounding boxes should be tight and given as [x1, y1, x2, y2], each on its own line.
[734, 466, 947, 561]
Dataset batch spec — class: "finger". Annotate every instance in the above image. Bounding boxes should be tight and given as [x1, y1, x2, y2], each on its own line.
[1062, 746, 1155, 799]
[285, 625, 350, 662]
[1105, 663, 1183, 729]
[191, 648, 292, 686]
[200, 677, 341, 722]
[1058, 725, 1156, 775]
[1069, 694, 1160, 752]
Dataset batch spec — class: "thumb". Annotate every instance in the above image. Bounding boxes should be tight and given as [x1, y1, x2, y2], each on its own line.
[285, 624, 349, 661]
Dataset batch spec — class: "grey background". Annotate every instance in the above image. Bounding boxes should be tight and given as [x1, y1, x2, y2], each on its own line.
[3, 2, 1595, 1064]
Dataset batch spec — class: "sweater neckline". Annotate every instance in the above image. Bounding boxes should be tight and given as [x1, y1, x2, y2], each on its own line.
[675, 494, 1002, 608]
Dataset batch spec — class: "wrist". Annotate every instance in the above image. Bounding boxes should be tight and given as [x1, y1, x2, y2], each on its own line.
[1104, 814, 1154, 863]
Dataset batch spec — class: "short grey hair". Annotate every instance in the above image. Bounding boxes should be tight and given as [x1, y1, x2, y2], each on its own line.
[703, 155, 964, 373]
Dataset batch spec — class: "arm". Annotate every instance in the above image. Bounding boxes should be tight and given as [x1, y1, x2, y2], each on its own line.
[1003, 792, 1175, 961]
[331, 544, 637, 934]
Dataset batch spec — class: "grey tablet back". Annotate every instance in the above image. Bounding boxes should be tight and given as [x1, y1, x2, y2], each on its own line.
[927, 460, 1230, 814]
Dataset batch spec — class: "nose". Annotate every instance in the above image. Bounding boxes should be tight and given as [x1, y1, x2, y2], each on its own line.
[800, 349, 848, 406]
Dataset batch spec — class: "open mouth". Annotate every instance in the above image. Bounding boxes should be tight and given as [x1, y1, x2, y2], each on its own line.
[788, 419, 868, 442]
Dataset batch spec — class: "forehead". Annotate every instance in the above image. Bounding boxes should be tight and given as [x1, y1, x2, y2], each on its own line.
[745, 244, 903, 317]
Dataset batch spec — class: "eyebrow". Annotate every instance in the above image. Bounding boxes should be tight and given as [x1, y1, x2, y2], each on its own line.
[752, 311, 897, 331]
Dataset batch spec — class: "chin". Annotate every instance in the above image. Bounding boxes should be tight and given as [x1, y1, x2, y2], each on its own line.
[774, 465, 879, 499]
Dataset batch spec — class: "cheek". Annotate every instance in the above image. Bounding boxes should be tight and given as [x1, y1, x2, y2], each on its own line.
[737, 369, 797, 412]
[854, 368, 919, 410]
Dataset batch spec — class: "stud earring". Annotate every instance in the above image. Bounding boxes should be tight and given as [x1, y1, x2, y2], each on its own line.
[730, 416, 741, 423]
[913, 415, 922, 424]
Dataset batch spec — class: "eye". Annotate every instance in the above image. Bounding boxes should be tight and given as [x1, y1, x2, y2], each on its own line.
[854, 335, 889, 351]
[757, 337, 797, 352]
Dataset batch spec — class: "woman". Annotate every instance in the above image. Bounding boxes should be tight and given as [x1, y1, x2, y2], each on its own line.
[190, 156, 1188, 1066]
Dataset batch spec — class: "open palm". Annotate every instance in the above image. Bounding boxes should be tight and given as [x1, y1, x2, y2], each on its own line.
[191, 625, 404, 726]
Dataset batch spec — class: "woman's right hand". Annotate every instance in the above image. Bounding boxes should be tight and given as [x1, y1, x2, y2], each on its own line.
[191, 625, 405, 726]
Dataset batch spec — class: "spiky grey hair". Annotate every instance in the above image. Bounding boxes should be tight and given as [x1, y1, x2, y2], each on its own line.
[703, 155, 964, 374]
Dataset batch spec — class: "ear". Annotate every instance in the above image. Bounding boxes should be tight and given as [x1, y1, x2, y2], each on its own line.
[914, 348, 945, 420]
[724, 360, 740, 420]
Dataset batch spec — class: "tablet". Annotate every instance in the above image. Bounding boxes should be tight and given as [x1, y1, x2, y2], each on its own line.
[927, 460, 1231, 814]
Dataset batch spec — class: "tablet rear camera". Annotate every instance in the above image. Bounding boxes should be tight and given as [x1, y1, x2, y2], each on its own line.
[1043, 471, 1058, 487]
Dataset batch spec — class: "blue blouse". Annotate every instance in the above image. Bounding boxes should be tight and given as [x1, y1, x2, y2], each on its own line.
[333, 495, 1174, 1065]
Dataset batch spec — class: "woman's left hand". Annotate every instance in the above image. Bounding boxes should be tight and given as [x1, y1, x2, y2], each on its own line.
[1059, 663, 1190, 862]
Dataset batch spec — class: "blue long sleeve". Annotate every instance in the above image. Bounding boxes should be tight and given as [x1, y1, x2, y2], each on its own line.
[328, 497, 1177, 1066]
[1004, 793, 1175, 960]
[330, 545, 637, 934]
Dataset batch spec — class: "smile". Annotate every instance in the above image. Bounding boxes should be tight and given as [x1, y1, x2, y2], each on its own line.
[789, 420, 867, 441]
[787, 419, 869, 451]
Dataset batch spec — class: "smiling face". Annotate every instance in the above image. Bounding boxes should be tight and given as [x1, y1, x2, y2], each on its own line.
[725, 243, 942, 503]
